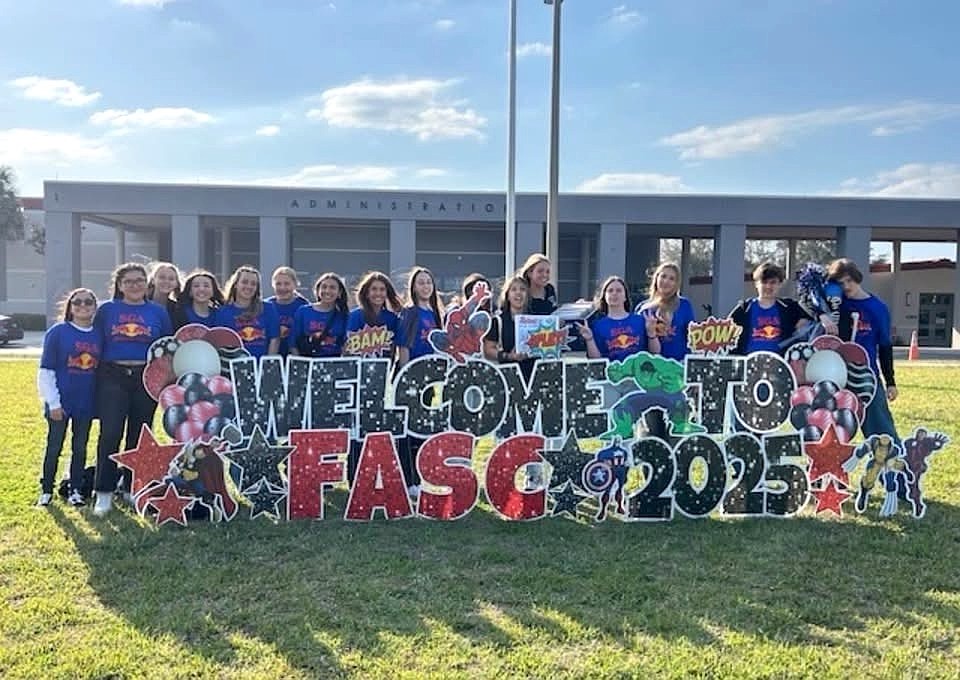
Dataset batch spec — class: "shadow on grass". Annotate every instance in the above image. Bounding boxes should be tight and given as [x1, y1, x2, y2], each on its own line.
[51, 491, 960, 674]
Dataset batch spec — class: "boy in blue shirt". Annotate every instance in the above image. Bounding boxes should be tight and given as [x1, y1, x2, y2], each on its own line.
[728, 262, 811, 355]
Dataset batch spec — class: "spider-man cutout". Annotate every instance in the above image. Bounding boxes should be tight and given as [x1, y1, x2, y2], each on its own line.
[429, 280, 492, 363]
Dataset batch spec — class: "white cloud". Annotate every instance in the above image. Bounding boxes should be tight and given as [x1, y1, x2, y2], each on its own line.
[516, 42, 551, 58]
[0, 128, 112, 166]
[834, 163, 960, 198]
[434, 18, 455, 31]
[307, 78, 486, 141]
[255, 125, 281, 137]
[253, 165, 400, 188]
[117, 0, 175, 7]
[415, 168, 448, 178]
[169, 18, 215, 42]
[607, 5, 646, 27]
[9, 76, 101, 107]
[89, 107, 215, 132]
[662, 101, 960, 160]
[576, 172, 689, 193]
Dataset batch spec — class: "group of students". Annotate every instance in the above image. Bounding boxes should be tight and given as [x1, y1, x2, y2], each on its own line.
[36, 252, 899, 511]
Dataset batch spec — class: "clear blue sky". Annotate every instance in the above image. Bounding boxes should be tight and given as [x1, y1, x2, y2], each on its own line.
[2, 0, 958, 260]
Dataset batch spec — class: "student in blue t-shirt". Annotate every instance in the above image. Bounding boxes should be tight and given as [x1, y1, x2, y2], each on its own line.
[580, 276, 661, 363]
[728, 262, 811, 355]
[216, 266, 281, 359]
[826, 258, 900, 443]
[635, 262, 696, 362]
[343, 271, 402, 484]
[395, 267, 445, 499]
[170, 269, 225, 329]
[92, 263, 173, 516]
[36, 288, 102, 508]
[266, 266, 310, 358]
[291, 272, 349, 358]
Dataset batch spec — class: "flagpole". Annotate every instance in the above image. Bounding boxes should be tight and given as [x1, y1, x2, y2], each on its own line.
[505, 0, 518, 278]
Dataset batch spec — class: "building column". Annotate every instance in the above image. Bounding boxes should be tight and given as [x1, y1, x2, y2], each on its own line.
[784, 238, 798, 295]
[171, 215, 201, 271]
[952, 236, 960, 349]
[115, 226, 126, 265]
[259, 216, 289, 279]
[515, 221, 544, 271]
[597, 222, 627, 281]
[44, 211, 82, 323]
[837, 225, 872, 288]
[220, 227, 232, 282]
[712, 224, 746, 318]
[579, 236, 591, 299]
[389, 219, 416, 279]
[680, 237, 692, 289]
[891, 240, 904, 343]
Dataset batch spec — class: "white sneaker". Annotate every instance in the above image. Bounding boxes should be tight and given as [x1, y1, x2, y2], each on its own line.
[68, 490, 86, 507]
[93, 491, 113, 517]
[37, 493, 53, 507]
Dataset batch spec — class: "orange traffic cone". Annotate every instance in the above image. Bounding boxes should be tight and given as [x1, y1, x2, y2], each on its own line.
[908, 330, 920, 361]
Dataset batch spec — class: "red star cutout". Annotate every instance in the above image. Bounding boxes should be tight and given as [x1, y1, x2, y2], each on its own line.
[804, 424, 855, 485]
[811, 479, 852, 516]
[110, 425, 183, 495]
[145, 484, 197, 527]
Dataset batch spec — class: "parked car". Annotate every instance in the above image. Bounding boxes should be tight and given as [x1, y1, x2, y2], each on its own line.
[0, 315, 24, 345]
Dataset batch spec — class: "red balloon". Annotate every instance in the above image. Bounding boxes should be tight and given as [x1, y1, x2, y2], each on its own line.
[174, 419, 205, 443]
[205, 375, 233, 395]
[834, 389, 859, 412]
[808, 407, 836, 431]
[790, 385, 816, 407]
[188, 400, 220, 426]
[159, 384, 186, 410]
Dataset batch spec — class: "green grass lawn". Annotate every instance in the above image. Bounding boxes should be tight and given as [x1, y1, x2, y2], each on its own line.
[2, 359, 959, 679]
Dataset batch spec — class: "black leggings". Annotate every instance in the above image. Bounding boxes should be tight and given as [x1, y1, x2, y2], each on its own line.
[40, 414, 92, 494]
[94, 363, 158, 493]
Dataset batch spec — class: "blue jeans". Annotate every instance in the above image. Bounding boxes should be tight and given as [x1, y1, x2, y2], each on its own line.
[40, 413, 93, 494]
[861, 382, 900, 445]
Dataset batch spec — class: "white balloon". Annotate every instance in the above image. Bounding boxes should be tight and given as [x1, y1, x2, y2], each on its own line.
[172, 340, 221, 378]
[806, 349, 848, 388]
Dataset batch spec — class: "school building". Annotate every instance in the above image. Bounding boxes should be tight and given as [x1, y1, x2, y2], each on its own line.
[3, 181, 959, 348]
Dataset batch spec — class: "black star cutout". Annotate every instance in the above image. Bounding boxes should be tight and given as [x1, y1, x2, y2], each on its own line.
[244, 477, 287, 520]
[541, 430, 592, 491]
[549, 480, 589, 518]
[225, 425, 293, 492]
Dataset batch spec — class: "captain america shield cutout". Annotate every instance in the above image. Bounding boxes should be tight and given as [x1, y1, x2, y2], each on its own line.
[582, 460, 614, 494]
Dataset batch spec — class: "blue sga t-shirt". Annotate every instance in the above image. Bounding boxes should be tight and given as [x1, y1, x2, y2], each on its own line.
[267, 295, 309, 357]
[590, 314, 649, 362]
[41, 322, 101, 419]
[636, 296, 695, 361]
[292, 305, 347, 357]
[345, 308, 398, 358]
[215, 302, 280, 359]
[396, 306, 439, 360]
[95, 300, 172, 362]
[746, 301, 784, 353]
[841, 294, 891, 373]
[183, 305, 216, 328]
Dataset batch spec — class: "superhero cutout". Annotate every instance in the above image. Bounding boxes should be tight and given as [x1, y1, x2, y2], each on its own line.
[164, 438, 243, 521]
[843, 434, 910, 517]
[901, 428, 949, 518]
[429, 280, 492, 364]
[581, 437, 630, 521]
[604, 352, 705, 440]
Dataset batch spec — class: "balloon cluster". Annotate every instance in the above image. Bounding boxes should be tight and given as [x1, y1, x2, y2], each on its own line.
[159, 373, 235, 442]
[790, 380, 860, 442]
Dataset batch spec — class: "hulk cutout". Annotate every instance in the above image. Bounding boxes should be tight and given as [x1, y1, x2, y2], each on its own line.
[603, 352, 705, 439]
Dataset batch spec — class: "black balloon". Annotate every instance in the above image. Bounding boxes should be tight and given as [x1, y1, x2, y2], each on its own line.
[818, 380, 840, 396]
[184, 384, 213, 406]
[802, 424, 823, 442]
[790, 404, 811, 430]
[812, 382, 837, 412]
[210, 393, 236, 419]
[834, 408, 858, 438]
[177, 372, 206, 390]
[204, 415, 230, 436]
[162, 404, 189, 436]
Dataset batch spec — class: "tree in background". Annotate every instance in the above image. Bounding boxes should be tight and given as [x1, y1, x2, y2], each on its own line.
[0, 166, 25, 243]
